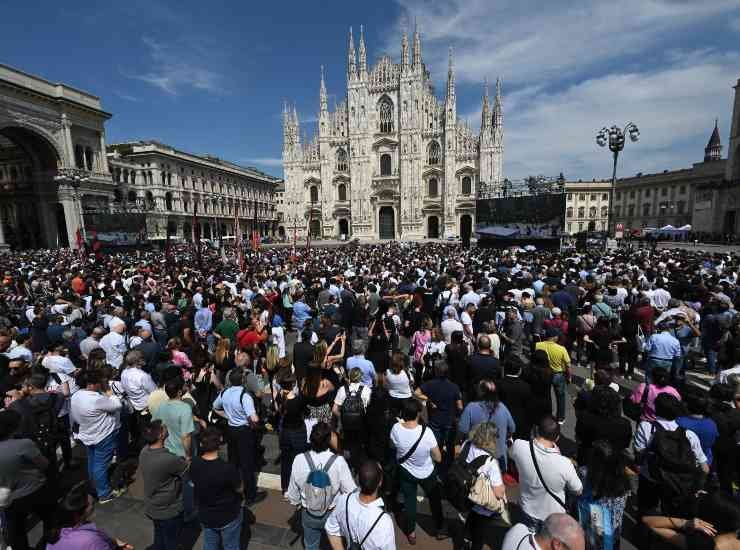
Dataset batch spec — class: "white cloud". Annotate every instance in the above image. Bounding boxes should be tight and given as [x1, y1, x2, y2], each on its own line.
[496, 54, 738, 179]
[127, 37, 225, 95]
[114, 92, 140, 102]
[380, 0, 740, 180]
[242, 157, 283, 168]
[389, 0, 740, 87]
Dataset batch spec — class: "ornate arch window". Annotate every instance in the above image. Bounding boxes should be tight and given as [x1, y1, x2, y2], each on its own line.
[74, 145, 85, 169]
[566, 207, 574, 218]
[428, 178, 438, 197]
[84, 147, 94, 171]
[127, 190, 137, 202]
[310, 185, 319, 203]
[589, 206, 597, 218]
[601, 206, 608, 218]
[130, 171, 136, 185]
[336, 149, 348, 172]
[338, 183, 347, 202]
[380, 154, 391, 176]
[378, 97, 394, 133]
[165, 192, 173, 211]
[427, 141, 441, 165]
[113, 189, 123, 202]
[461, 176, 472, 195]
[578, 206, 585, 218]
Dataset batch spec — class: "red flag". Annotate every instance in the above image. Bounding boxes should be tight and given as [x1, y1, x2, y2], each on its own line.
[251, 230, 260, 252]
[234, 204, 244, 271]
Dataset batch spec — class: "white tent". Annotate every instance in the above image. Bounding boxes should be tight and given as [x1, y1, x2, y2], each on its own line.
[659, 225, 676, 231]
[678, 224, 692, 231]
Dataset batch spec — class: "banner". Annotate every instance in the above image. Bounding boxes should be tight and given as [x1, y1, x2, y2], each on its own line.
[82, 212, 148, 247]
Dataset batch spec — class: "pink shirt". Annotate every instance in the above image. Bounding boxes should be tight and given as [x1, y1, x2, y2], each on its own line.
[630, 383, 681, 422]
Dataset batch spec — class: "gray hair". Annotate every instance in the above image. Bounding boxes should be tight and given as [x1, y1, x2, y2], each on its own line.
[352, 339, 366, 355]
[540, 513, 585, 548]
[125, 349, 145, 368]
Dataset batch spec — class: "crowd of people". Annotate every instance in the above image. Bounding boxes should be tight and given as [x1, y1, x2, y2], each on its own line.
[0, 241, 739, 550]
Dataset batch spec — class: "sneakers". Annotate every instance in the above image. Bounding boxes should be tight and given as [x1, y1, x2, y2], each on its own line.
[98, 488, 126, 504]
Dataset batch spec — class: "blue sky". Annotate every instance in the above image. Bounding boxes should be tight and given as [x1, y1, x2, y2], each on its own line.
[2, 0, 740, 181]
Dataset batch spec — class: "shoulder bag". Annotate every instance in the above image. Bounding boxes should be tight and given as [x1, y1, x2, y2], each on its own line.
[529, 439, 567, 510]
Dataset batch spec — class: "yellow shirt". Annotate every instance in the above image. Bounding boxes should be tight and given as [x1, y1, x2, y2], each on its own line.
[535, 340, 571, 374]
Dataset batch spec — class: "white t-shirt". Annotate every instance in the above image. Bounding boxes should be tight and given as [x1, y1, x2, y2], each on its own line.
[271, 326, 286, 358]
[390, 423, 438, 479]
[501, 523, 540, 550]
[325, 492, 395, 550]
[465, 442, 503, 517]
[334, 383, 372, 408]
[441, 318, 463, 343]
[384, 370, 413, 399]
[510, 438, 582, 521]
[461, 311, 474, 331]
[46, 371, 78, 417]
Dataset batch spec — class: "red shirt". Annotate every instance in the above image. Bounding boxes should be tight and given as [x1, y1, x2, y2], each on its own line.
[236, 328, 266, 350]
[635, 305, 654, 335]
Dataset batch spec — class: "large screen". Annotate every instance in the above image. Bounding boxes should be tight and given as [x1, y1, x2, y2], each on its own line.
[83, 213, 148, 246]
[475, 193, 565, 240]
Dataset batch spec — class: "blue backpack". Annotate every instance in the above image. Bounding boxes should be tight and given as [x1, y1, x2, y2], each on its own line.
[302, 452, 338, 517]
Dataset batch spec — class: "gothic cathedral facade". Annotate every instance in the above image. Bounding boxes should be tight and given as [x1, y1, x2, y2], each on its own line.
[281, 26, 504, 241]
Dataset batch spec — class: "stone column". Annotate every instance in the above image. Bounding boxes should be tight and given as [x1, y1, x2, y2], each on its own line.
[98, 131, 110, 174]
[37, 201, 59, 248]
[60, 195, 80, 249]
[0, 207, 7, 249]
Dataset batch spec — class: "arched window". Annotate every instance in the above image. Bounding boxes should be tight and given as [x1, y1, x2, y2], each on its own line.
[127, 190, 137, 203]
[338, 183, 347, 202]
[310, 185, 319, 203]
[113, 189, 122, 202]
[566, 207, 573, 218]
[145, 191, 155, 209]
[380, 154, 391, 176]
[130, 171, 136, 185]
[378, 97, 394, 133]
[578, 206, 585, 218]
[642, 203, 651, 216]
[336, 149, 348, 172]
[161, 172, 166, 185]
[428, 178, 438, 197]
[461, 176, 472, 195]
[601, 206, 608, 218]
[74, 145, 85, 169]
[589, 206, 597, 218]
[427, 141, 441, 165]
[165, 192, 173, 211]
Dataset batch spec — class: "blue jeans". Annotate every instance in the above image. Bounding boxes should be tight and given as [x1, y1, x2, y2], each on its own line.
[430, 423, 455, 472]
[551, 373, 566, 422]
[203, 513, 242, 550]
[301, 509, 329, 550]
[86, 430, 117, 499]
[703, 344, 718, 374]
[645, 357, 673, 383]
[152, 513, 183, 550]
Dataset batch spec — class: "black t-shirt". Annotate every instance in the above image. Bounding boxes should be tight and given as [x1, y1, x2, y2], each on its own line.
[190, 456, 242, 528]
[421, 378, 461, 428]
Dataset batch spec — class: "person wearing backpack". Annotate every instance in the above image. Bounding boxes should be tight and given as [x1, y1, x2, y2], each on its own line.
[325, 460, 395, 550]
[333, 367, 371, 471]
[633, 392, 709, 517]
[390, 398, 446, 544]
[287, 422, 356, 550]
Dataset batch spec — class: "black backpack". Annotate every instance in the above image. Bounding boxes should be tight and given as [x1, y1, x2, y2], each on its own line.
[29, 393, 63, 457]
[341, 384, 366, 431]
[445, 442, 491, 512]
[646, 423, 703, 508]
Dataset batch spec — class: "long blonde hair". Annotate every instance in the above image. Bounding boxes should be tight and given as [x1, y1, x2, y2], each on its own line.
[265, 344, 280, 372]
[214, 338, 230, 365]
[313, 340, 328, 364]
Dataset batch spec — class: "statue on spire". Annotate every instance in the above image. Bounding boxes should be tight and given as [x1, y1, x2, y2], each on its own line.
[412, 19, 422, 69]
[481, 78, 491, 131]
[401, 26, 409, 70]
[358, 25, 367, 79]
[493, 77, 502, 128]
[446, 46, 455, 99]
[319, 65, 328, 113]
[347, 27, 357, 81]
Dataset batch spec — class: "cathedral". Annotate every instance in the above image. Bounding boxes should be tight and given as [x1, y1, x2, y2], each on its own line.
[281, 26, 504, 241]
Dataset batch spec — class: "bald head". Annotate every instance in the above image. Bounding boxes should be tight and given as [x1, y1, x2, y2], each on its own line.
[537, 513, 585, 550]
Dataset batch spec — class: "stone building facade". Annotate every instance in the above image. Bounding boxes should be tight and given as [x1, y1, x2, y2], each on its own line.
[611, 121, 726, 234]
[107, 141, 278, 243]
[0, 63, 114, 248]
[563, 180, 612, 235]
[281, 26, 504, 241]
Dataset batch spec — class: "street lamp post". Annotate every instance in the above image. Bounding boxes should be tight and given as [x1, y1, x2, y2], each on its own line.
[596, 122, 640, 237]
[54, 168, 90, 248]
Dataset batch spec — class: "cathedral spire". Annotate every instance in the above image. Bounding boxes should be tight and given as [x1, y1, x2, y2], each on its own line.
[705, 118, 722, 162]
[401, 27, 409, 71]
[481, 78, 490, 131]
[347, 27, 357, 81]
[358, 25, 367, 80]
[319, 65, 328, 113]
[446, 46, 455, 99]
[412, 19, 422, 70]
[493, 77, 502, 127]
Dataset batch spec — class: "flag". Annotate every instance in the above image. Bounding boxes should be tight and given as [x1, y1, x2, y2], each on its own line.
[251, 230, 260, 252]
[75, 228, 84, 261]
[234, 204, 244, 271]
[193, 202, 202, 270]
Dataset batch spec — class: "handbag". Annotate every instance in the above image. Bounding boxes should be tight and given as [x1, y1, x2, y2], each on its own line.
[468, 473, 511, 524]
[623, 381, 650, 422]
